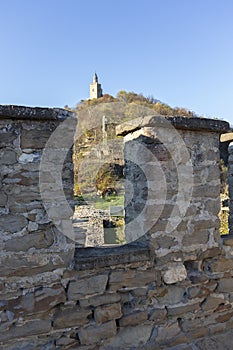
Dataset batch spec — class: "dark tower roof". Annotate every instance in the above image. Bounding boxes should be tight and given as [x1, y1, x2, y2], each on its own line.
[93, 72, 98, 83]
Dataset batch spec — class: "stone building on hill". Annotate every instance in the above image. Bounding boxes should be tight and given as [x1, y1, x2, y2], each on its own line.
[89, 72, 103, 99]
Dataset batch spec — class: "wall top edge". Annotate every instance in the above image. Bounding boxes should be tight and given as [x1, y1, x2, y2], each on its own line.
[0, 105, 75, 121]
[116, 114, 230, 136]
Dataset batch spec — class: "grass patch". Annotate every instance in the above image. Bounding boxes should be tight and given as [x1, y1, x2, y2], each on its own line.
[219, 210, 229, 235]
[74, 193, 124, 211]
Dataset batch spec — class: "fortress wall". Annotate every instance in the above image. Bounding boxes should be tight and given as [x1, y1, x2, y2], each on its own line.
[1, 106, 233, 349]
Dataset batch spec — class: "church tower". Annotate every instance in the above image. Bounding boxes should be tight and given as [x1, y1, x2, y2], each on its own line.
[89, 72, 103, 99]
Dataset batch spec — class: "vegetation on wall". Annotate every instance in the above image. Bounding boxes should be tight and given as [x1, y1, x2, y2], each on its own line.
[219, 159, 229, 235]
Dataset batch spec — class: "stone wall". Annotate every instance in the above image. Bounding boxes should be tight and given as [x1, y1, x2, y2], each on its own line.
[2, 107, 233, 349]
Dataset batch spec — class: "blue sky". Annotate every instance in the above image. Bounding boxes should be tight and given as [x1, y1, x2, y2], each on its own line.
[0, 0, 233, 124]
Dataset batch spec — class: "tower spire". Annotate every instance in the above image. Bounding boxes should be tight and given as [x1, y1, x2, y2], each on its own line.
[93, 72, 98, 83]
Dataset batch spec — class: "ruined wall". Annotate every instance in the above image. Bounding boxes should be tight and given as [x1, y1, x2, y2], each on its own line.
[1, 107, 233, 349]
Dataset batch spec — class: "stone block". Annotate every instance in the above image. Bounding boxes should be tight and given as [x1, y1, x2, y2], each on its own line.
[162, 263, 187, 284]
[68, 274, 108, 300]
[203, 258, 233, 273]
[0, 319, 51, 342]
[6, 185, 40, 204]
[222, 236, 233, 246]
[20, 128, 54, 149]
[186, 326, 209, 340]
[149, 307, 167, 324]
[0, 191, 7, 206]
[198, 247, 222, 260]
[0, 130, 18, 147]
[192, 185, 220, 198]
[201, 296, 225, 312]
[18, 152, 41, 164]
[0, 149, 17, 165]
[79, 293, 121, 308]
[94, 303, 122, 324]
[179, 317, 202, 332]
[53, 306, 92, 329]
[56, 336, 78, 347]
[215, 310, 233, 323]
[216, 278, 233, 293]
[209, 322, 229, 335]
[7, 285, 66, 316]
[4, 230, 54, 252]
[188, 285, 209, 299]
[109, 269, 155, 291]
[0, 251, 68, 277]
[167, 302, 200, 316]
[78, 320, 117, 345]
[182, 230, 209, 246]
[152, 234, 177, 249]
[119, 309, 148, 327]
[156, 322, 181, 343]
[0, 214, 28, 233]
[104, 324, 153, 348]
[154, 285, 186, 306]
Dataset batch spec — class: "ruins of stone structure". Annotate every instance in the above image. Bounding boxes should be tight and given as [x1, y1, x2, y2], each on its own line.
[1, 105, 233, 349]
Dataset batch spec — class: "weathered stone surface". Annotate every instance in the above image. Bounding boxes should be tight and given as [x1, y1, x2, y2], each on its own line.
[119, 309, 148, 327]
[4, 230, 54, 252]
[116, 115, 229, 136]
[94, 303, 122, 324]
[68, 274, 108, 300]
[201, 296, 224, 311]
[0, 149, 17, 165]
[0, 130, 18, 147]
[198, 247, 222, 260]
[222, 235, 233, 246]
[167, 302, 200, 316]
[7, 285, 66, 316]
[216, 278, 233, 293]
[0, 251, 69, 277]
[152, 285, 186, 305]
[109, 269, 155, 290]
[0, 214, 28, 233]
[154, 234, 177, 249]
[0, 191, 7, 206]
[203, 258, 233, 273]
[179, 318, 202, 333]
[0, 319, 51, 342]
[188, 285, 209, 299]
[74, 241, 151, 269]
[194, 184, 221, 199]
[162, 263, 187, 284]
[186, 327, 209, 340]
[53, 306, 92, 329]
[149, 307, 167, 323]
[156, 322, 181, 343]
[182, 230, 209, 246]
[215, 310, 233, 323]
[0, 104, 72, 120]
[79, 293, 121, 308]
[78, 320, 117, 345]
[105, 324, 153, 348]
[56, 336, 78, 347]
[20, 128, 55, 149]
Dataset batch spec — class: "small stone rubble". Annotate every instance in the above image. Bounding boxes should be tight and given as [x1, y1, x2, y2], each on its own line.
[73, 205, 110, 246]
